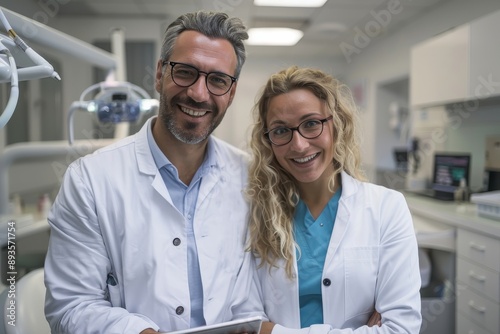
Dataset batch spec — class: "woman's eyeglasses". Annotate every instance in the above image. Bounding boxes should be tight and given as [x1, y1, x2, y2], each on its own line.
[264, 116, 333, 146]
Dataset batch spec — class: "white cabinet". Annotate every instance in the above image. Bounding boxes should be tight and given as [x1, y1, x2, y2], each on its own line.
[411, 24, 469, 107]
[405, 194, 500, 334]
[456, 228, 500, 334]
[468, 11, 500, 101]
[410, 10, 500, 107]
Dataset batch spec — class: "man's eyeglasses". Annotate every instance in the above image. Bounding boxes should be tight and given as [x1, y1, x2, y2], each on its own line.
[163, 61, 237, 96]
[264, 116, 333, 146]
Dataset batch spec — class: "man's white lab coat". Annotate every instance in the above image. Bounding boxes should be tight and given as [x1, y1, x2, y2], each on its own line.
[45, 117, 264, 334]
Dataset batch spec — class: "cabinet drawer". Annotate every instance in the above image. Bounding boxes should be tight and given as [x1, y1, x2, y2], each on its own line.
[457, 287, 499, 333]
[457, 313, 495, 334]
[457, 257, 500, 303]
[457, 229, 500, 272]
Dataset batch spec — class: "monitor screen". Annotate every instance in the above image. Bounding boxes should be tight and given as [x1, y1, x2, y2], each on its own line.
[432, 153, 471, 193]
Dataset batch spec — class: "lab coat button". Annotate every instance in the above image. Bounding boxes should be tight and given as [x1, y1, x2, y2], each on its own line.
[323, 278, 331, 286]
[175, 306, 184, 315]
[173, 238, 181, 246]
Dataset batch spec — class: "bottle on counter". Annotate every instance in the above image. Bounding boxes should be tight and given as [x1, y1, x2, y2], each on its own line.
[37, 193, 52, 218]
[9, 193, 23, 216]
[454, 178, 470, 204]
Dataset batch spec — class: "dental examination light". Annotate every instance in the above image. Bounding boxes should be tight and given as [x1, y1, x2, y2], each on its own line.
[0, 6, 61, 128]
[68, 81, 159, 144]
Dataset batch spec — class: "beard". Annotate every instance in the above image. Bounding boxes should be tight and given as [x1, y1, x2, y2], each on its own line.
[158, 92, 223, 145]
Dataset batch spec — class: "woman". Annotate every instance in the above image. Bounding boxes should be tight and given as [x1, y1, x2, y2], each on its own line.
[247, 66, 421, 334]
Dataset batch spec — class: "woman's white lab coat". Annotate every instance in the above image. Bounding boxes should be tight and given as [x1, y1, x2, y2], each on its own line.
[44, 117, 264, 334]
[256, 172, 422, 334]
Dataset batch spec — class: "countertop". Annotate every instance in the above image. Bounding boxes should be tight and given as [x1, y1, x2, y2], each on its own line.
[404, 192, 500, 239]
[0, 214, 49, 248]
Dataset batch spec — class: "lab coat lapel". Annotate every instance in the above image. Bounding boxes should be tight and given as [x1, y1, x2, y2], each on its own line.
[134, 117, 175, 206]
[197, 138, 222, 208]
[151, 172, 174, 204]
[324, 172, 356, 268]
[197, 168, 219, 208]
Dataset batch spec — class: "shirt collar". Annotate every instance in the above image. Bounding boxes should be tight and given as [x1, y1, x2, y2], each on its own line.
[146, 117, 217, 175]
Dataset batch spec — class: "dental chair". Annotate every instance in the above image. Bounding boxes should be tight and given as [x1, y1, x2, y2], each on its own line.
[2, 268, 50, 334]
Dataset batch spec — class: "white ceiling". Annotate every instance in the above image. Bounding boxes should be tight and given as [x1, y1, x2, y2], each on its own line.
[6, 0, 450, 59]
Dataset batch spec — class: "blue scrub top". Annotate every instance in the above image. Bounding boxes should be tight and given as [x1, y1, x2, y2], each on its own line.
[294, 188, 342, 328]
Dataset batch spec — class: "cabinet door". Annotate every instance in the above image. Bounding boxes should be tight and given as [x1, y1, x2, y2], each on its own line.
[457, 313, 495, 334]
[456, 287, 499, 333]
[457, 229, 500, 272]
[469, 10, 500, 100]
[410, 24, 469, 107]
[457, 257, 500, 303]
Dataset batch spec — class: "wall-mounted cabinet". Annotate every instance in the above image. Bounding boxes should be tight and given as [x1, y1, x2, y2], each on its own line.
[410, 10, 500, 108]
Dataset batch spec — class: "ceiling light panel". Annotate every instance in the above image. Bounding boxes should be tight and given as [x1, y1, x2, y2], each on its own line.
[246, 28, 304, 46]
[254, 0, 328, 7]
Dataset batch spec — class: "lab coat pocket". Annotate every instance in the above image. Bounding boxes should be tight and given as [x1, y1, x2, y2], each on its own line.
[106, 274, 123, 307]
[343, 247, 378, 321]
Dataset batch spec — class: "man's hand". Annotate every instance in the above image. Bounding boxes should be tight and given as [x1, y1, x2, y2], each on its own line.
[140, 328, 158, 334]
[366, 311, 381, 327]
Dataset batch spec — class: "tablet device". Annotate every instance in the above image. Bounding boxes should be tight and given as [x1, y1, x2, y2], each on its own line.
[163, 316, 263, 334]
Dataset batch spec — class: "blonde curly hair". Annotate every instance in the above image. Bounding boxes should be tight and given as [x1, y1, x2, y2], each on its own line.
[247, 66, 366, 278]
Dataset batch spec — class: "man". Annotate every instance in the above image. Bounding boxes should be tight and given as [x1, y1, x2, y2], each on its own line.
[44, 11, 264, 334]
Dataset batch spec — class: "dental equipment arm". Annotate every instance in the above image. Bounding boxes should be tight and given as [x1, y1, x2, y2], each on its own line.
[0, 41, 18, 128]
[0, 6, 61, 128]
[0, 8, 123, 216]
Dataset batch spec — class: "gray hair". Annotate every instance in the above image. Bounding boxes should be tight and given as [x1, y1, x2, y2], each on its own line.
[160, 11, 248, 78]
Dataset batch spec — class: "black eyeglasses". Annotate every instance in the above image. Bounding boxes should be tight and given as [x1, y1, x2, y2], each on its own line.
[264, 116, 333, 146]
[163, 61, 237, 96]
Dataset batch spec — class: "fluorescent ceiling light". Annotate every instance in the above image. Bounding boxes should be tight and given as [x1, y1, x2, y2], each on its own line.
[246, 28, 304, 46]
[254, 0, 328, 7]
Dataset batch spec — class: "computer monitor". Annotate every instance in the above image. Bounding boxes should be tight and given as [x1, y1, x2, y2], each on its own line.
[432, 153, 471, 197]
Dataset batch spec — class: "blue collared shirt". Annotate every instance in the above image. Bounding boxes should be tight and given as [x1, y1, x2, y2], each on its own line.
[147, 121, 216, 327]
